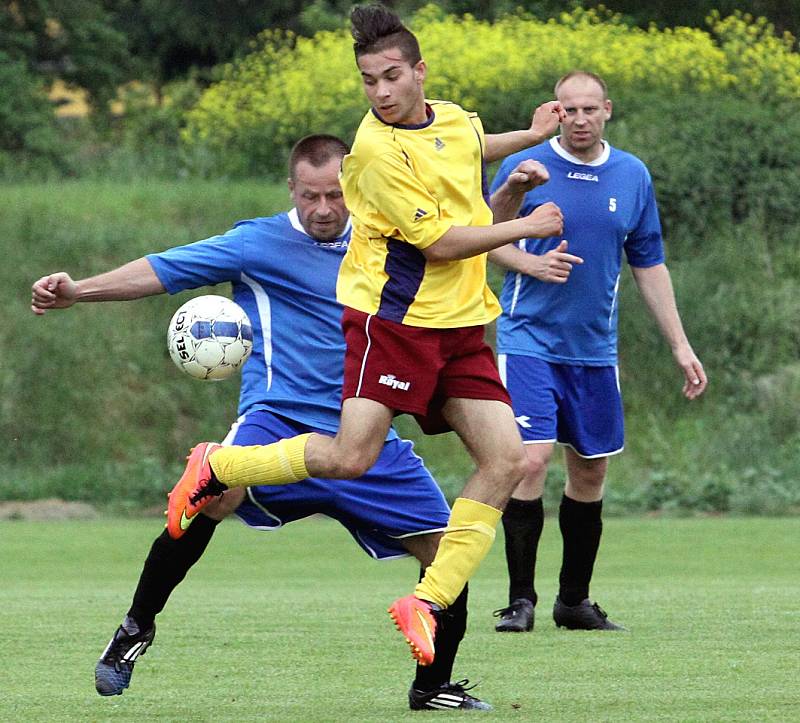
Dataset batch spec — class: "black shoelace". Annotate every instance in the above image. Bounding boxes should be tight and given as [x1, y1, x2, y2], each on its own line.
[189, 478, 228, 505]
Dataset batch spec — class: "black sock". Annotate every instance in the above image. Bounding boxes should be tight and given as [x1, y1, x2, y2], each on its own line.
[127, 514, 220, 629]
[413, 583, 468, 691]
[501, 497, 544, 606]
[558, 494, 602, 606]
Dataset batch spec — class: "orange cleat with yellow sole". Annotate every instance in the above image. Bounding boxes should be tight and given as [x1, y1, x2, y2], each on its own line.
[166, 442, 227, 539]
[388, 594, 441, 666]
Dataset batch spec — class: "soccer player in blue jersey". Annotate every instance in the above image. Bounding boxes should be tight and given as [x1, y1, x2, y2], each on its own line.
[30, 135, 489, 711]
[489, 72, 708, 634]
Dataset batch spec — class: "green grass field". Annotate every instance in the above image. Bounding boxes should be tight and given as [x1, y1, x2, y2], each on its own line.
[1, 516, 798, 721]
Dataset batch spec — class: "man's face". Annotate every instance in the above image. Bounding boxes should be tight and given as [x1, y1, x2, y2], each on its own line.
[288, 158, 348, 241]
[357, 48, 427, 126]
[556, 77, 612, 161]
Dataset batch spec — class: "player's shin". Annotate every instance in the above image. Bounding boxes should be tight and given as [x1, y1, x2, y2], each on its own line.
[414, 498, 501, 607]
[210, 434, 312, 487]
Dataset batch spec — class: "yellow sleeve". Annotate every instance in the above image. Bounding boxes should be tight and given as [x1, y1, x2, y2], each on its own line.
[357, 152, 452, 250]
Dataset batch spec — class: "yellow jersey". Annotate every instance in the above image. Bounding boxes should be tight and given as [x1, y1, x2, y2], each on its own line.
[337, 100, 501, 329]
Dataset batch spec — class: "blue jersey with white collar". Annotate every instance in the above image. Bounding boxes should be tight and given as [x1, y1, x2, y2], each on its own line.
[490, 137, 665, 366]
[147, 210, 392, 436]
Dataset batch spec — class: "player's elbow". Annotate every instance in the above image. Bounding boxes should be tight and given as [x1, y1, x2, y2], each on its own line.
[422, 243, 449, 263]
[422, 238, 462, 262]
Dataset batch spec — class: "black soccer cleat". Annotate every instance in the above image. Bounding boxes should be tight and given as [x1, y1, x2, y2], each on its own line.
[409, 679, 492, 711]
[95, 617, 156, 696]
[493, 597, 534, 632]
[553, 596, 626, 631]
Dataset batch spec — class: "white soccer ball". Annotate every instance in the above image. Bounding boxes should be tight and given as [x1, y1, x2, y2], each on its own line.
[167, 295, 253, 381]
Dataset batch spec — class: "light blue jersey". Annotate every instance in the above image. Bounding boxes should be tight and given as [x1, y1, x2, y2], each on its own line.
[490, 138, 665, 366]
[147, 210, 385, 435]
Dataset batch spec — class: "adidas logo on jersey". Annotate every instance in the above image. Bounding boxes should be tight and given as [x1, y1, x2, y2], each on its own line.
[379, 373, 411, 391]
[567, 171, 599, 182]
[434, 137, 445, 151]
[414, 208, 427, 221]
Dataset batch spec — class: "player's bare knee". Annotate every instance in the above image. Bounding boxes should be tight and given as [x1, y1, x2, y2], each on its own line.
[509, 444, 530, 481]
[481, 451, 527, 490]
[523, 454, 549, 482]
[567, 455, 607, 493]
[326, 452, 373, 479]
[324, 438, 383, 478]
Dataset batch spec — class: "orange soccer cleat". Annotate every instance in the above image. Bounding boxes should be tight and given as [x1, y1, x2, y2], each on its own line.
[388, 594, 441, 666]
[166, 442, 227, 539]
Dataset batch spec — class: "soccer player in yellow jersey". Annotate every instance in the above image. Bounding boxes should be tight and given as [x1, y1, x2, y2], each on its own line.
[167, 3, 565, 668]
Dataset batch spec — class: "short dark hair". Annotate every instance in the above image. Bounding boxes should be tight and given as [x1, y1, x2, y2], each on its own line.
[288, 134, 350, 178]
[554, 71, 608, 99]
[350, 4, 421, 66]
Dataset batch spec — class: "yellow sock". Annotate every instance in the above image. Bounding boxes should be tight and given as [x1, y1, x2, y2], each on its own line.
[209, 433, 311, 488]
[414, 497, 502, 608]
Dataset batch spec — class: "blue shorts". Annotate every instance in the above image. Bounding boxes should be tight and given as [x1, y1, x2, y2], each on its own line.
[498, 354, 624, 458]
[223, 410, 450, 559]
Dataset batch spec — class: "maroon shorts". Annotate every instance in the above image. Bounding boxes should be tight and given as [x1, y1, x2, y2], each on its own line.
[341, 307, 511, 434]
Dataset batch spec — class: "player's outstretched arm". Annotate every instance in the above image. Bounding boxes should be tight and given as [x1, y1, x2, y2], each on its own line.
[630, 263, 708, 400]
[31, 257, 165, 315]
[483, 101, 565, 163]
[422, 202, 564, 262]
[489, 240, 583, 284]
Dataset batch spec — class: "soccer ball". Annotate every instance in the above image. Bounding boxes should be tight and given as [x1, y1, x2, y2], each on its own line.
[167, 295, 254, 381]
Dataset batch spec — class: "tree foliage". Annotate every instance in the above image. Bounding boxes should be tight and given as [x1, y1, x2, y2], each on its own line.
[1, 0, 130, 106]
[103, 0, 309, 91]
[2, 1, 800, 166]
[182, 7, 800, 175]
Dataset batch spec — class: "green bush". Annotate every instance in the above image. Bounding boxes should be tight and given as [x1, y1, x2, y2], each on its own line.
[182, 8, 800, 175]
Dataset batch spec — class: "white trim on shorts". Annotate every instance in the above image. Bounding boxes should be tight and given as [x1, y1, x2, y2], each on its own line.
[356, 530, 408, 561]
[359, 525, 449, 562]
[235, 487, 286, 530]
[560, 441, 625, 459]
[354, 313, 374, 397]
[520, 437, 624, 459]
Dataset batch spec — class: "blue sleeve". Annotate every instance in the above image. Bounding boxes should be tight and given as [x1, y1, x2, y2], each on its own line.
[624, 170, 665, 268]
[146, 224, 247, 294]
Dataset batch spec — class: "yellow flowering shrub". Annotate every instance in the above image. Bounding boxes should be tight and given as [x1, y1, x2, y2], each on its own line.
[182, 6, 800, 175]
